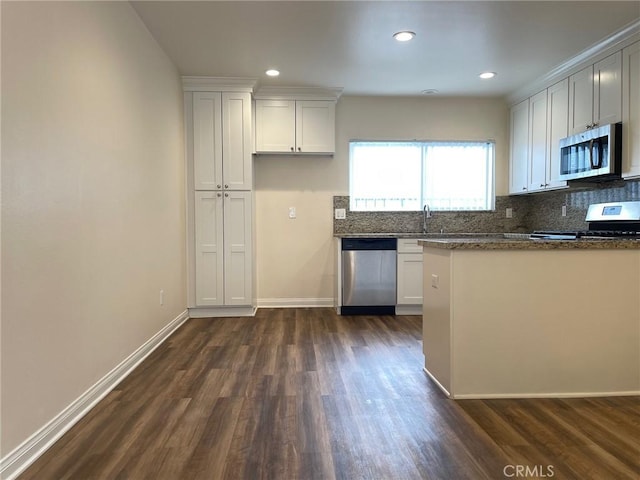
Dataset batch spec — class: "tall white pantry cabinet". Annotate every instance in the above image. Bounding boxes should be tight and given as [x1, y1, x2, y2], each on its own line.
[183, 78, 256, 317]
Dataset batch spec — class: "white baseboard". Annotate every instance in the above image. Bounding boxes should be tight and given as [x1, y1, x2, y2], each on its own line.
[420, 367, 640, 399]
[0, 309, 189, 480]
[188, 305, 257, 317]
[257, 297, 334, 308]
[395, 305, 422, 315]
[451, 390, 640, 399]
[422, 367, 452, 398]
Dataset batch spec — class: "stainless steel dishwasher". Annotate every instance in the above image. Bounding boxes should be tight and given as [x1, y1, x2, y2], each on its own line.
[341, 237, 397, 315]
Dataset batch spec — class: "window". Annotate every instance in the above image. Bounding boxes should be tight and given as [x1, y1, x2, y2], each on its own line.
[349, 140, 495, 211]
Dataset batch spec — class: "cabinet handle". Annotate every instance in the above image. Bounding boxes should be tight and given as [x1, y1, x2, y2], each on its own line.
[224, 193, 229, 197]
[298, 147, 301, 152]
[290, 147, 294, 152]
[217, 184, 222, 189]
[224, 184, 229, 189]
[540, 184, 544, 187]
[522, 187, 527, 191]
[217, 193, 222, 197]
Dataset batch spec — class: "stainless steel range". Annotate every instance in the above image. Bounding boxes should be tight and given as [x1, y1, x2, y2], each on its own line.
[531, 201, 640, 240]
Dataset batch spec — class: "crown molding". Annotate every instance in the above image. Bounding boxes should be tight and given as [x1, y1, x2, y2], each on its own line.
[253, 86, 343, 101]
[182, 76, 258, 92]
[507, 19, 640, 105]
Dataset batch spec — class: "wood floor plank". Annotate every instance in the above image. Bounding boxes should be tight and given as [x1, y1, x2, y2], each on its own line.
[18, 308, 640, 480]
[180, 396, 245, 480]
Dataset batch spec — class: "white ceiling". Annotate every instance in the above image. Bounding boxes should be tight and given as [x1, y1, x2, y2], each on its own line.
[131, 1, 640, 98]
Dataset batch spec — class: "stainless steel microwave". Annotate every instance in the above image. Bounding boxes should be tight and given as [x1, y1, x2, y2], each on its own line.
[559, 123, 622, 181]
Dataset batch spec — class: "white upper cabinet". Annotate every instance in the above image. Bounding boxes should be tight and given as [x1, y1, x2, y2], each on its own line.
[254, 100, 296, 152]
[509, 82, 569, 194]
[509, 99, 529, 194]
[509, 33, 637, 191]
[193, 91, 252, 191]
[528, 89, 548, 192]
[594, 52, 623, 127]
[622, 41, 640, 179]
[568, 51, 622, 134]
[255, 99, 336, 154]
[568, 66, 593, 134]
[546, 79, 569, 189]
[193, 92, 223, 191]
[222, 92, 253, 190]
[295, 101, 336, 153]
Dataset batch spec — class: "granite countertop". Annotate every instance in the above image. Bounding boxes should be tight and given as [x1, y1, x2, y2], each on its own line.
[335, 232, 425, 238]
[418, 236, 640, 250]
[334, 232, 506, 239]
[334, 232, 640, 249]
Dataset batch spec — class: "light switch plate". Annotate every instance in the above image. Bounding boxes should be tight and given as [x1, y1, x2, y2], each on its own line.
[334, 208, 346, 219]
[289, 207, 296, 219]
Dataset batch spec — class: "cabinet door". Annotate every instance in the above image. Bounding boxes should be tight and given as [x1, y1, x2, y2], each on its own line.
[594, 51, 622, 127]
[397, 253, 423, 305]
[568, 65, 594, 134]
[254, 100, 295, 152]
[194, 191, 224, 306]
[223, 191, 253, 305]
[509, 99, 529, 194]
[546, 79, 569, 189]
[193, 92, 223, 190]
[222, 92, 252, 190]
[622, 41, 640, 179]
[528, 90, 548, 192]
[295, 101, 336, 153]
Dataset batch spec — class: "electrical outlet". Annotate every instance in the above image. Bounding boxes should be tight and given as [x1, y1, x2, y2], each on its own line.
[506, 208, 513, 218]
[289, 207, 296, 219]
[431, 274, 439, 288]
[334, 208, 346, 219]
[562, 205, 567, 217]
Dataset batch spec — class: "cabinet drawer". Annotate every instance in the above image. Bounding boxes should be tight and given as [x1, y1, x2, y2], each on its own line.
[397, 238, 422, 254]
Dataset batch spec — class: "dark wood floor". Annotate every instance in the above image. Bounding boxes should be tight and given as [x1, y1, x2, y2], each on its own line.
[19, 308, 639, 479]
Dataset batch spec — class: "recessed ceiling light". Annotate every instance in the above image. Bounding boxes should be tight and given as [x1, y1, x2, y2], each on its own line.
[393, 31, 416, 42]
[479, 72, 497, 79]
[265, 69, 280, 77]
[421, 89, 439, 95]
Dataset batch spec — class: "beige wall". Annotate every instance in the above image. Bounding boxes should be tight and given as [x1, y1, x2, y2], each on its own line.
[254, 95, 508, 304]
[1, 2, 186, 455]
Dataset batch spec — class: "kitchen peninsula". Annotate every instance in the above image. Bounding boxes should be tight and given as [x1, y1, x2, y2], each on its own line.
[419, 235, 640, 399]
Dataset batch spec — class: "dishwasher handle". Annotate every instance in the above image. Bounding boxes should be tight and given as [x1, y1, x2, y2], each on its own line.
[342, 238, 397, 251]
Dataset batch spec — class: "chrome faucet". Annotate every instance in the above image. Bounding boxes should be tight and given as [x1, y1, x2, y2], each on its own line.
[423, 204, 431, 234]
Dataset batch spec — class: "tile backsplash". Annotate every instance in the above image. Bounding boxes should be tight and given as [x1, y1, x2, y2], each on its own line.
[524, 179, 640, 230]
[334, 179, 640, 234]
